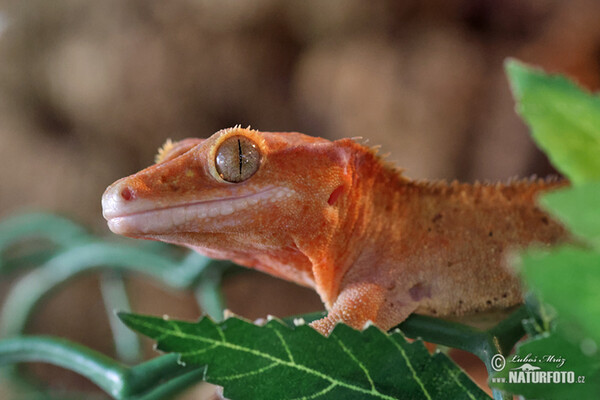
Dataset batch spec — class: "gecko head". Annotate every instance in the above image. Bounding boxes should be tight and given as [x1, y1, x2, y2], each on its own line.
[101, 127, 356, 260]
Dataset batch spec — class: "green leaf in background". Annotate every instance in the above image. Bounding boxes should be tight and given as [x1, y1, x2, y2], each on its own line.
[520, 246, 600, 349]
[505, 59, 600, 185]
[540, 183, 600, 247]
[490, 329, 600, 399]
[119, 313, 490, 400]
[502, 60, 600, 400]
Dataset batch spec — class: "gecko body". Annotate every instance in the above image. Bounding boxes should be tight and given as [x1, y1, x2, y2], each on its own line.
[102, 127, 567, 334]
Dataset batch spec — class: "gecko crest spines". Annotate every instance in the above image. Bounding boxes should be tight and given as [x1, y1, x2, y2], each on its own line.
[411, 176, 566, 196]
[343, 138, 409, 183]
[155, 138, 175, 164]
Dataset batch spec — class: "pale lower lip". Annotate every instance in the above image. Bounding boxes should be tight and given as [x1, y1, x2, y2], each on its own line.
[105, 186, 294, 235]
[103, 186, 276, 220]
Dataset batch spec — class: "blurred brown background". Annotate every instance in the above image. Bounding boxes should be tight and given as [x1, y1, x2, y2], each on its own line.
[1, 0, 600, 398]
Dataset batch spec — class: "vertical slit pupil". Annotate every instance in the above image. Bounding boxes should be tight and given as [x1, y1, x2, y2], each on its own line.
[238, 139, 243, 176]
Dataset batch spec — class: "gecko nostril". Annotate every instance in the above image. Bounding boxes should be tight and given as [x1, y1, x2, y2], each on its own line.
[120, 187, 134, 201]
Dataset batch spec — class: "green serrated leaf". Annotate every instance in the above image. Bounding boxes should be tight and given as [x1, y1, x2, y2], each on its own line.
[490, 329, 600, 399]
[540, 183, 600, 246]
[119, 313, 490, 400]
[520, 246, 600, 347]
[505, 59, 600, 185]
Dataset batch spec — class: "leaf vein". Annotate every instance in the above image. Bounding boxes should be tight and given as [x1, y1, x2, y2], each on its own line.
[168, 320, 183, 333]
[216, 361, 278, 381]
[388, 335, 432, 400]
[331, 332, 375, 391]
[443, 363, 476, 400]
[181, 343, 219, 357]
[215, 322, 226, 342]
[273, 328, 294, 363]
[288, 382, 337, 400]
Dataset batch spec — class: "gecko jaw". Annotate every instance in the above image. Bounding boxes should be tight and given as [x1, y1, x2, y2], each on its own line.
[103, 186, 295, 236]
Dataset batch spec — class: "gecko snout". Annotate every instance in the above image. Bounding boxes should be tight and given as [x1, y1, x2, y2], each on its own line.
[101, 178, 153, 236]
[101, 179, 140, 221]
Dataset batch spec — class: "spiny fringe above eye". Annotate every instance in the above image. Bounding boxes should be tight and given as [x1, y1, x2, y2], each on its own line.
[219, 124, 255, 135]
[155, 138, 175, 164]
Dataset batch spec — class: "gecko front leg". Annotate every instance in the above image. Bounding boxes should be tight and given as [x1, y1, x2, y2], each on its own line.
[310, 282, 419, 335]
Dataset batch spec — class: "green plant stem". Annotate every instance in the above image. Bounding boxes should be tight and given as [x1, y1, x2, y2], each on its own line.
[0, 213, 90, 250]
[125, 354, 200, 396]
[488, 307, 530, 357]
[0, 336, 128, 398]
[0, 215, 229, 398]
[129, 369, 206, 400]
[194, 264, 227, 321]
[400, 307, 527, 360]
[0, 213, 91, 273]
[0, 242, 213, 336]
[101, 272, 142, 364]
[0, 336, 205, 399]
[399, 314, 484, 352]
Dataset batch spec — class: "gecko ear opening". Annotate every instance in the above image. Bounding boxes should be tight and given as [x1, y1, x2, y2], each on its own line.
[215, 135, 261, 183]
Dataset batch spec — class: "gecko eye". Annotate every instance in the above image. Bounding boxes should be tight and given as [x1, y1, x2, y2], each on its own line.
[215, 136, 261, 183]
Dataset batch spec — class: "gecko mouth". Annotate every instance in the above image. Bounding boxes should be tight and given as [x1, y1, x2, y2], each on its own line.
[103, 186, 294, 236]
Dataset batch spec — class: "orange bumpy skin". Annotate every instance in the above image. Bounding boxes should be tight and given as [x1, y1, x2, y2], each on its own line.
[102, 127, 567, 335]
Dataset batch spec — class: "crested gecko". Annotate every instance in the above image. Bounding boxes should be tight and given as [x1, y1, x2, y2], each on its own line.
[102, 127, 567, 335]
